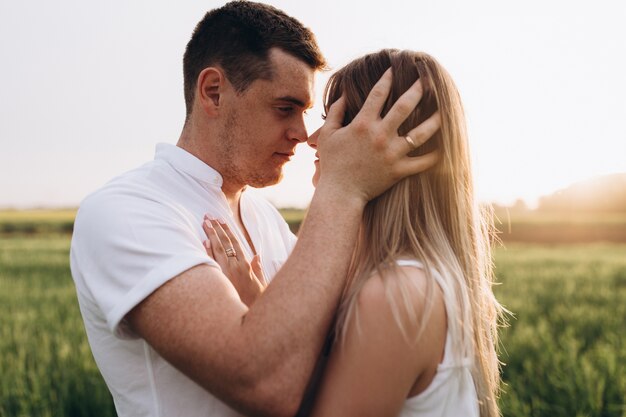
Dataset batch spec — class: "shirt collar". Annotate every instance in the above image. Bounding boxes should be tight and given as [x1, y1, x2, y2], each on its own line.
[154, 143, 223, 188]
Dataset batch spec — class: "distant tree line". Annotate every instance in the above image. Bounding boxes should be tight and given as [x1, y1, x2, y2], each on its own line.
[537, 173, 626, 213]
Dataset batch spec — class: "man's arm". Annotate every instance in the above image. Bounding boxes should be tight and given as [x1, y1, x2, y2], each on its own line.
[127, 71, 440, 417]
[128, 188, 365, 416]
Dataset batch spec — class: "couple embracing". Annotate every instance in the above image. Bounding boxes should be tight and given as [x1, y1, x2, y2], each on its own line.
[70, 2, 504, 416]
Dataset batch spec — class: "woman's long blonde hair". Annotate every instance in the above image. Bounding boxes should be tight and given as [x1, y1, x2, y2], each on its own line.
[326, 50, 504, 417]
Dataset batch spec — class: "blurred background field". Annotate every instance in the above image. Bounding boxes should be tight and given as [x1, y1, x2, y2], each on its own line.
[0, 209, 75, 235]
[1, 191, 625, 416]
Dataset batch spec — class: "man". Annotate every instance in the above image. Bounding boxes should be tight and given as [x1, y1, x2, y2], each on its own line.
[70, 2, 440, 417]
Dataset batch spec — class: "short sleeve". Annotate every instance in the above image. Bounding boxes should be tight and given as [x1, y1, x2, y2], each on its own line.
[71, 190, 219, 339]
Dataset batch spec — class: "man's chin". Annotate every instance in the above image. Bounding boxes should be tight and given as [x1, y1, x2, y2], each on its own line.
[248, 173, 283, 188]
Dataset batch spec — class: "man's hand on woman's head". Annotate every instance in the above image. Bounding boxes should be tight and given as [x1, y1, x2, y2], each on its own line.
[315, 68, 441, 203]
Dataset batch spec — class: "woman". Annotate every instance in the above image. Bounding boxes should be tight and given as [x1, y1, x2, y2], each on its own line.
[204, 49, 505, 417]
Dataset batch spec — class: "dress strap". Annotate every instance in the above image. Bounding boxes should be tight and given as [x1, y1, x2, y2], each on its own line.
[395, 259, 424, 269]
[438, 357, 474, 370]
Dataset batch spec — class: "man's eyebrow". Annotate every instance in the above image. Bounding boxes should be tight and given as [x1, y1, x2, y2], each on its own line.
[275, 96, 313, 109]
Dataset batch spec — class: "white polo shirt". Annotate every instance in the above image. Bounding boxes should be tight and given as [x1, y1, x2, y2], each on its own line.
[70, 143, 297, 417]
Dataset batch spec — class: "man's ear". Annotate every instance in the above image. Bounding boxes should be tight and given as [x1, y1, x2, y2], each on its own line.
[196, 67, 225, 117]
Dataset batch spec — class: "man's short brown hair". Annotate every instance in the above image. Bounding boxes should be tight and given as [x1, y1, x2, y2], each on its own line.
[183, 1, 327, 118]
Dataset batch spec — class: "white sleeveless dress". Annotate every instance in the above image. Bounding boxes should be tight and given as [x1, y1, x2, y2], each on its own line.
[395, 259, 479, 417]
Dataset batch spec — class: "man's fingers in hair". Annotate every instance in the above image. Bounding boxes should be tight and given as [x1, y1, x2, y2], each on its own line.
[382, 79, 424, 134]
[396, 150, 441, 177]
[391, 111, 441, 157]
[406, 111, 441, 147]
[322, 96, 347, 131]
[352, 68, 393, 122]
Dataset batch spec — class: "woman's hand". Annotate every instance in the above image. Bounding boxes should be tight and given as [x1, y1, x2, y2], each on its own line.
[202, 216, 267, 307]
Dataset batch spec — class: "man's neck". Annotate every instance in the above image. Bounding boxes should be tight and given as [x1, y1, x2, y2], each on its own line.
[177, 129, 214, 171]
[178, 122, 247, 218]
[221, 184, 244, 213]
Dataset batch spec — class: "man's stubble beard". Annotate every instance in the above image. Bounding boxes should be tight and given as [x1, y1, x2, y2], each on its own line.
[217, 112, 283, 189]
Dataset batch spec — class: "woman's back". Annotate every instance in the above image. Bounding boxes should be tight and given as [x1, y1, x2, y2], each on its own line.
[309, 258, 479, 417]
[395, 259, 478, 417]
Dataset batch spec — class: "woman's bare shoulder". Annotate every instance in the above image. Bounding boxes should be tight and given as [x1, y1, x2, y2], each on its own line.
[359, 262, 439, 311]
[356, 262, 447, 360]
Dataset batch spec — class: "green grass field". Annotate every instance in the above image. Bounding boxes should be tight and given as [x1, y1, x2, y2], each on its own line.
[495, 243, 626, 416]
[0, 236, 115, 417]
[1, 229, 625, 415]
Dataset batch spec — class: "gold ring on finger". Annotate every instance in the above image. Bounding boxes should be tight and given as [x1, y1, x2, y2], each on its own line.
[404, 135, 418, 150]
[225, 247, 237, 258]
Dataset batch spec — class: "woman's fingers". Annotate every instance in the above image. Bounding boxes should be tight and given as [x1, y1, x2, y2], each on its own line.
[203, 239, 215, 258]
[200, 216, 266, 306]
[210, 219, 233, 247]
[203, 218, 228, 266]
[218, 221, 245, 258]
[251, 254, 267, 287]
[202, 217, 247, 265]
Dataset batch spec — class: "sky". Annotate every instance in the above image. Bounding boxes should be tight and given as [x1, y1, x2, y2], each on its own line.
[1, 0, 624, 209]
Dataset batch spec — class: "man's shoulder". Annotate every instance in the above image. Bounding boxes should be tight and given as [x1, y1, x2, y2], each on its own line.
[75, 160, 184, 233]
[90, 159, 165, 195]
[82, 156, 186, 206]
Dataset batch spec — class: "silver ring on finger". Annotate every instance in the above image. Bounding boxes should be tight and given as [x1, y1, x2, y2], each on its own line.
[225, 247, 237, 258]
[404, 135, 418, 150]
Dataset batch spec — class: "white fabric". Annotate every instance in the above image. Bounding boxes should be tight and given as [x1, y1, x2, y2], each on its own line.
[70, 143, 297, 417]
[395, 259, 479, 417]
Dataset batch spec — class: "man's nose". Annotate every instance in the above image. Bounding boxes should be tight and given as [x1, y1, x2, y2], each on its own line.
[287, 117, 308, 143]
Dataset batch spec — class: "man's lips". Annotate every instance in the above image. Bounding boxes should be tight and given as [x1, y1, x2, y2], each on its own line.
[274, 152, 295, 161]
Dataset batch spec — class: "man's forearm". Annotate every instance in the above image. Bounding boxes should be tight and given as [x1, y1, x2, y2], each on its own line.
[231, 186, 365, 414]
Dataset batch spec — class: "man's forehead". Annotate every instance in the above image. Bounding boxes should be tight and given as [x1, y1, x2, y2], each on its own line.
[266, 77, 315, 109]
[268, 49, 315, 105]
